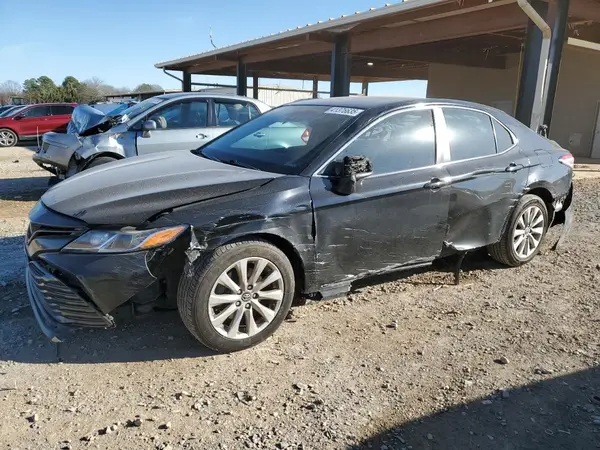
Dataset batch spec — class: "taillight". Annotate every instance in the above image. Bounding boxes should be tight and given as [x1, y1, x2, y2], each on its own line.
[558, 153, 574, 169]
[301, 128, 310, 144]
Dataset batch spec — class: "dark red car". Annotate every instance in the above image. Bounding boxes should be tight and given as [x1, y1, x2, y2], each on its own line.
[0, 103, 77, 148]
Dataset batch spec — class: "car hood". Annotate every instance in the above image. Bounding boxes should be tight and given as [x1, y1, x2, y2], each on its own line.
[41, 150, 282, 226]
[67, 105, 118, 136]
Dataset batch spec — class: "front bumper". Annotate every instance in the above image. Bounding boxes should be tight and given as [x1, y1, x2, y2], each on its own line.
[26, 261, 115, 342]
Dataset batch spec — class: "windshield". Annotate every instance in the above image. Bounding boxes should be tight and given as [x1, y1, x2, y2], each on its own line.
[0, 106, 26, 118]
[195, 105, 363, 175]
[109, 97, 164, 122]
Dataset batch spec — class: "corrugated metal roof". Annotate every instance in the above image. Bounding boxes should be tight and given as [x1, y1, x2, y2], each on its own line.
[155, 0, 446, 68]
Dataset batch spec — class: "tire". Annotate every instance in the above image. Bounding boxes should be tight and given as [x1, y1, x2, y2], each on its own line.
[177, 239, 295, 353]
[47, 177, 61, 187]
[86, 156, 117, 170]
[0, 129, 18, 148]
[489, 194, 549, 267]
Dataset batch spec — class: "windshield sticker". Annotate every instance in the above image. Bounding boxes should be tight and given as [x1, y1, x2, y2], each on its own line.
[324, 107, 364, 117]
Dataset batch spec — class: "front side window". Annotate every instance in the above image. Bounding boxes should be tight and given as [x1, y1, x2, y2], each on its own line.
[444, 108, 496, 161]
[196, 105, 361, 175]
[119, 96, 165, 121]
[148, 100, 208, 129]
[215, 100, 260, 127]
[325, 109, 436, 175]
[22, 106, 50, 118]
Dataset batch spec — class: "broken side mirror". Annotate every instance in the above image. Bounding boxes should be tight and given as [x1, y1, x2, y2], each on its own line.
[142, 119, 157, 138]
[331, 155, 373, 195]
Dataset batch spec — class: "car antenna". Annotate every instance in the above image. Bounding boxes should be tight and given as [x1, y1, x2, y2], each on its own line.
[209, 26, 217, 49]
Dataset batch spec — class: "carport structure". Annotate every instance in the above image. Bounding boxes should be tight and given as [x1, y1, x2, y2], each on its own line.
[156, 0, 600, 158]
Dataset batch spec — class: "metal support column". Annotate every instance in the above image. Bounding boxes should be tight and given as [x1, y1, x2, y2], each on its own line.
[515, 0, 549, 127]
[543, 0, 570, 129]
[182, 71, 192, 92]
[361, 81, 369, 96]
[330, 35, 351, 97]
[236, 60, 247, 96]
[312, 77, 319, 99]
[252, 75, 259, 99]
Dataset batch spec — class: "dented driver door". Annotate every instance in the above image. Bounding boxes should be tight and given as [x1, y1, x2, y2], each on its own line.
[309, 107, 450, 287]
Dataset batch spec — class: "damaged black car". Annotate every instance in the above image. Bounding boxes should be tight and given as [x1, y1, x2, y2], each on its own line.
[25, 97, 574, 353]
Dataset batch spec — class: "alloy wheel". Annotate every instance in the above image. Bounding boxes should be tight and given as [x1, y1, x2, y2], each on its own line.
[208, 257, 284, 339]
[512, 205, 545, 259]
[0, 130, 16, 147]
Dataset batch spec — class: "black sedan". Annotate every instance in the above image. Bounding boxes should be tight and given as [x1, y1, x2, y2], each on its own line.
[25, 97, 574, 352]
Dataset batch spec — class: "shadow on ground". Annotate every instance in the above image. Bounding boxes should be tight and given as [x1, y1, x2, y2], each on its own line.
[0, 246, 510, 365]
[0, 176, 49, 201]
[352, 249, 508, 290]
[1, 288, 216, 364]
[349, 366, 600, 450]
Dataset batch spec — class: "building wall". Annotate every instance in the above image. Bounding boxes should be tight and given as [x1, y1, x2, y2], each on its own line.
[550, 45, 600, 159]
[426, 54, 520, 115]
[426, 48, 600, 158]
[197, 85, 313, 107]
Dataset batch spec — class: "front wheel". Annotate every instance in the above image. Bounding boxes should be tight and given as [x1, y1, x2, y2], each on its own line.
[177, 239, 295, 353]
[0, 129, 18, 148]
[488, 194, 549, 267]
[86, 156, 117, 170]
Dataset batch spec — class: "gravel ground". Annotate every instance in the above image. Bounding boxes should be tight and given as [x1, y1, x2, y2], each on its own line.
[1, 147, 599, 450]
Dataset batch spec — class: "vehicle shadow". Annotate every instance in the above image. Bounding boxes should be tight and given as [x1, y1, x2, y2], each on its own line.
[348, 366, 600, 450]
[0, 290, 217, 364]
[0, 176, 49, 201]
[352, 249, 508, 290]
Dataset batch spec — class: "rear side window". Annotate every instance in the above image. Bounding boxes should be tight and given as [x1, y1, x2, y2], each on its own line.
[444, 108, 496, 161]
[51, 105, 74, 115]
[493, 119, 514, 152]
[22, 106, 51, 118]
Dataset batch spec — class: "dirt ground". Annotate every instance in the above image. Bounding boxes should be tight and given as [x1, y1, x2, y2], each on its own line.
[1, 146, 599, 450]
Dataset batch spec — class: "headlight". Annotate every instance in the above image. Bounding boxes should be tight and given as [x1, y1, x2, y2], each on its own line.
[63, 225, 187, 253]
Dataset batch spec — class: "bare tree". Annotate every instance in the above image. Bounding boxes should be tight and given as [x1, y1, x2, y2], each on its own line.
[0, 80, 22, 104]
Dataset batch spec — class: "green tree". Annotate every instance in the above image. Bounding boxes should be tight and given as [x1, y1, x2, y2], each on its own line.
[23, 76, 60, 103]
[61, 76, 83, 102]
[133, 83, 162, 93]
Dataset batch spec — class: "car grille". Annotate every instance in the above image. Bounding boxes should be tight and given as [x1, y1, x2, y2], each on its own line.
[26, 222, 84, 246]
[26, 261, 114, 328]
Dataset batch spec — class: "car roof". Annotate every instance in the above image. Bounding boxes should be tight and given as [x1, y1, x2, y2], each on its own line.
[290, 96, 502, 113]
[22, 103, 77, 106]
[157, 92, 263, 102]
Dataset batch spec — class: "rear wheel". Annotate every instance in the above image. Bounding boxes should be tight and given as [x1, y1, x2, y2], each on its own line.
[0, 129, 17, 148]
[489, 194, 549, 267]
[177, 239, 295, 353]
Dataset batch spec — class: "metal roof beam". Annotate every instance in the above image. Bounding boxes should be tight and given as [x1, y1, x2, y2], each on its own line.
[350, 3, 528, 53]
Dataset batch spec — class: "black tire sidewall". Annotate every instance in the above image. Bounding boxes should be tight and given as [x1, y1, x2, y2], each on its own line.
[87, 156, 116, 170]
[187, 242, 295, 352]
[507, 195, 549, 264]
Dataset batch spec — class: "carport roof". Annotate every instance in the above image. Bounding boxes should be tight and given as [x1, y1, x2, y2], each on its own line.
[155, 0, 600, 82]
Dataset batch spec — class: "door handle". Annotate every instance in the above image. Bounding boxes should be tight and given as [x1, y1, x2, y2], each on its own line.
[505, 162, 524, 172]
[196, 133, 208, 139]
[253, 132, 265, 138]
[424, 177, 448, 190]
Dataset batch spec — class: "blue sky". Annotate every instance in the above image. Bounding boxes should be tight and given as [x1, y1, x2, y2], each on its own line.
[0, 0, 426, 97]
